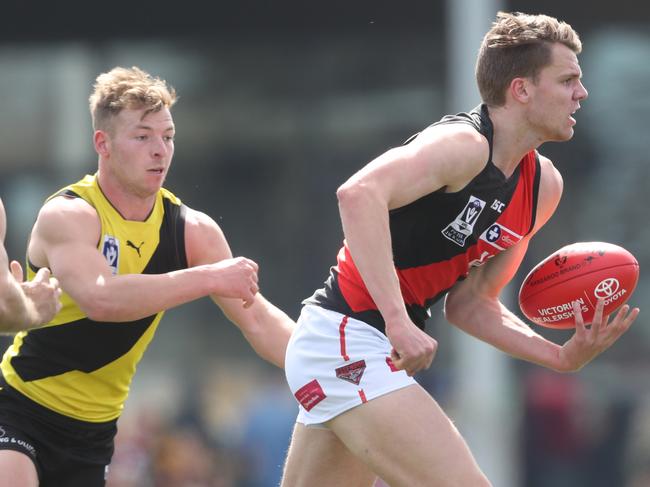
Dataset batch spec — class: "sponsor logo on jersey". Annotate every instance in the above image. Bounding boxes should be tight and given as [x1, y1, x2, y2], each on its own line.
[335, 360, 366, 385]
[294, 379, 326, 412]
[442, 195, 486, 246]
[0, 428, 36, 457]
[126, 240, 145, 257]
[479, 223, 522, 251]
[491, 199, 506, 213]
[102, 235, 120, 275]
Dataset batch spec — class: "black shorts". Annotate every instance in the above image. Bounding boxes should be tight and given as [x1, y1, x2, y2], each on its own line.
[0, 382, 117, 487]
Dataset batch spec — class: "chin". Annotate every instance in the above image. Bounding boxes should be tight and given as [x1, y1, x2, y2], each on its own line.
[548, 128, 574, 142]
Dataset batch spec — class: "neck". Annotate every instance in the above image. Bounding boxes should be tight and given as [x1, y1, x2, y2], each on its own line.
[486, 104, 543, 177]
[96, 170, 157, 221]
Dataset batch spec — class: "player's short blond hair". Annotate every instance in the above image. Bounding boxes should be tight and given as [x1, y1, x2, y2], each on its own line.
[476, 12, 582, 106]
[89, 66, 177, 132]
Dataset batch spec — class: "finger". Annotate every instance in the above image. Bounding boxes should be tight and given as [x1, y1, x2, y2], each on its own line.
[390, 349, 406, 371]
[591, 298, 605, 334]
[573, 300, 586, 338]
[49, 277, 61, 291]
[246, 258, 259, 272]
[9, 261, 23, 282]
[242, 290, 256, 309]
[623, 308, 641, 330]
[424, 353, 435, 369]
[32, 267, 51, 284]
[603, 306, 638, 348]
[614, 305, 638, 330]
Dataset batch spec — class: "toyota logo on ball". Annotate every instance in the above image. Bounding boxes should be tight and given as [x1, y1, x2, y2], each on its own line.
[594, 278, 620, 298]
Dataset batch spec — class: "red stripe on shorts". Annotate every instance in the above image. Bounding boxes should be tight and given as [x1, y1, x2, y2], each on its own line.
[359, 389, 367, 403]
[339, 315, 350, 361]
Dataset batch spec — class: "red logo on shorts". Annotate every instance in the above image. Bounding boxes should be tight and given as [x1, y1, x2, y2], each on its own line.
[335, 360, 366, 385]
[386, 356, 398, 372]
[294, 379, 326, 412]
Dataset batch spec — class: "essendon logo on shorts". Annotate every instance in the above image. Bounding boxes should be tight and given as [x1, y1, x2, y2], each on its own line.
[294, 379, 326, 412]
[335, 360, 366, 385]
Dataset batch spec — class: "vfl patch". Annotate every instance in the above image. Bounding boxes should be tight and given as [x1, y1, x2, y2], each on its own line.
[335, 360, 367, 385]
[294, 379, 326, 412]
[479, 223, 522, 251]
[442, 196, 486, 246]
[102, 235, 120, 275]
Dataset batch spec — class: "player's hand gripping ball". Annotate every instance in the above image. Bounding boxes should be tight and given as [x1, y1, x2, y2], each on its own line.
[518, 242, 639, 329]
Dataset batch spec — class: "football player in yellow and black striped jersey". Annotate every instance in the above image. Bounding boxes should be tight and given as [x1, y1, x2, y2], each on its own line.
[0, 197, 61, 333]
[0, 66, 295, 487]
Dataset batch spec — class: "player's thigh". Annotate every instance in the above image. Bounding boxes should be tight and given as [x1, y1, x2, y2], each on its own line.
[281, 422, 376, 487]
[0, 450, 39, 487]
[328, 384, 492, 487]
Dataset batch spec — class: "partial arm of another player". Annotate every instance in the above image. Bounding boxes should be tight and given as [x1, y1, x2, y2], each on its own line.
[0, 199, 61, 332]
[29, 196, 259, 322]
[337, 124, 489, 376]
[185, 208, 295, 368]
[444, 156, 639, 372]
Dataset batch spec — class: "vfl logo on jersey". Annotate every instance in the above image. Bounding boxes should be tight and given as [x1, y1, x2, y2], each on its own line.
[102, 235, 120, 275]
[442, 196, 486, 246]
[479, 223, 523, 251]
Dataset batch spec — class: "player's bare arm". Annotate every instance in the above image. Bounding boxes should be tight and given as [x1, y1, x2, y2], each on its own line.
[184, 207, 295, 368]
[0, 199, 61, 332]
[337, 124, 489, 376]
[29, 196, 259, 322]
[445, 155, 638, 371]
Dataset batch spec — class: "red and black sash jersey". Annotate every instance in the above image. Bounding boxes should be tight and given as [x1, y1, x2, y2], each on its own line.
[305, 104, 541, 334]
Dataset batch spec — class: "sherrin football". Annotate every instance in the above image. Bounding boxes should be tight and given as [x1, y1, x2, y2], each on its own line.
[518, 242, 639, 329]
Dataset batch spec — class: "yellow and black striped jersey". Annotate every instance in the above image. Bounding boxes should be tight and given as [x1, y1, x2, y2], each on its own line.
[0, 174, 187, 423]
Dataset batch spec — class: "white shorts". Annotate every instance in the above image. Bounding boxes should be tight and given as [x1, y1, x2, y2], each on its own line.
[285, 305, 416, 426]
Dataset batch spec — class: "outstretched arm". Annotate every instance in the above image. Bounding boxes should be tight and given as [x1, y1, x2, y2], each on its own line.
[444, 156, 638, 372]
[0, 198, 61, 332]
[29, 196, 259, 322]
[184, 208, 295, 368]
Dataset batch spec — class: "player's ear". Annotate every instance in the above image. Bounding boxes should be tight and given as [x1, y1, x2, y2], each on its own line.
[94, 130, 110, 157]
[510, 77, 531, 103]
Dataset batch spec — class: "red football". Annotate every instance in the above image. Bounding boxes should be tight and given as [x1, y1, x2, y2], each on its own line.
[519, 242, 639, 329]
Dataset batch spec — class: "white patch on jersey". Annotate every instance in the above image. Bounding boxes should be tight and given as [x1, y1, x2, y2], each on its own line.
[102, 235, 120, 275]
[441, 195, 486, 247]
[479, 223, 523, 251]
